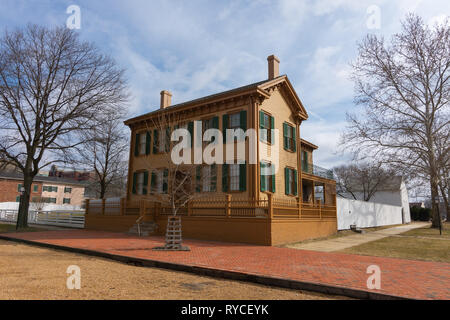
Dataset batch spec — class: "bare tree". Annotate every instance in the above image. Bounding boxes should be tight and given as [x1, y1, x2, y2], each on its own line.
[0, 25, 128, 229]
[77, 112, 129, 199]
[29, 196, 46, 212]
[343, 14, 449, 230]
[135, 111, 216, 250]
[334, 162, 396, 201]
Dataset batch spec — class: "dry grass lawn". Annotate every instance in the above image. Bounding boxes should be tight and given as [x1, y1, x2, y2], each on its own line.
[341, 223, 450, 263]
[0, 240, 345, 300]
[0, 223, 53, 233]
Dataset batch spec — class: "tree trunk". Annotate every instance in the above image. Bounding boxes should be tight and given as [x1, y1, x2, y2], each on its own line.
[430, 177, 442, 231]
[438, 183, 449, 221]
[16, 175, 33, 229]
[99, 181, 106, 199]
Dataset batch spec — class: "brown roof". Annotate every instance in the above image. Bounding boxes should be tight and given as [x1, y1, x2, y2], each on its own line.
[300, 139, 318, 150]
[124, 75, 308, 126]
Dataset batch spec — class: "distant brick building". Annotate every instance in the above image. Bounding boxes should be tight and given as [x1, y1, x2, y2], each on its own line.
[0, 171, 86, 206]
[49, 165, 95, 182]
[0, 178, 43, 203]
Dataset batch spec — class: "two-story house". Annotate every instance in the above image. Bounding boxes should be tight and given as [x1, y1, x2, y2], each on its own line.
[85, 55, 337, 245]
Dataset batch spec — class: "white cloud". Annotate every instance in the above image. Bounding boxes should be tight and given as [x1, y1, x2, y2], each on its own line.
[301, 120, 350, 169]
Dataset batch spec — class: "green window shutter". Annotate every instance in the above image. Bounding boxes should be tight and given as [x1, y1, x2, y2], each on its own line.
[153, 130, 158, 154]
[283, 123, 288, 150]
[259, 111, 266, 142]
[260, 162, 266, 192]
[259, 111, 264, 129]
[271, 165, 276, 193]
[293, 169, 298, 196]
[18, 184, 22, 192]
[33, 185, 38, 192]
[134, 133, 140, 156]
[151, 171, 156, 191]
[187, 121, 194, 147]
[239, 162, 246, 191]
[163, 169, 168, 193]
[285, 167, 290, 195]
[165, 127, 171, 152]
[270, 115, 275, 144]
[222, 114, 228, 143]
[292, 126, 297, 152]
[196, 166, 201, 192]
[211, 117, 219, 143]
[270, 116, 274, 129]
[211, 164, 217, 192]
[222, 164, 229, 192]
[212, 116, 219, 129]
[145, 131, 151, 155]
[16, 196, 20, 202]
[132, 172, 137, 194]
[240, 110, 247, 131]
[143, 171, 148, 195]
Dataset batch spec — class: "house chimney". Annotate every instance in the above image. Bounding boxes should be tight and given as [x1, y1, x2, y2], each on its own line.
[267, 55, 280, 80]
[160, 90, 172, 109]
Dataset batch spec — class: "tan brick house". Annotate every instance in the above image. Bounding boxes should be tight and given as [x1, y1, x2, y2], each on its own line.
[85, 55, 337, 245]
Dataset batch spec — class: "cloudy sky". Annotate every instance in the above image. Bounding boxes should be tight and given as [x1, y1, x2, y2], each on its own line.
[0, 0, 448, 168]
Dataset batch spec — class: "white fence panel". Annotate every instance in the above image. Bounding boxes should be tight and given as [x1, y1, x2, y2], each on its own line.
[337, 197, 404, 230]
[0, 209, 85, 228]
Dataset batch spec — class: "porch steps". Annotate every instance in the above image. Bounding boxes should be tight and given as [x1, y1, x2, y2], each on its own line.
[128, 221, 158, 236]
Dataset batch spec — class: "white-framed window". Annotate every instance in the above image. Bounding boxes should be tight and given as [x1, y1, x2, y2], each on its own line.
[139, 133, 147, 155]
[260, 161, 275, 193]
[203, 118, 214, 131]
[260, 112, 273, 144]
[158, 130, 166, 153]
[137, 172, 145, 195]
[229, 164, 240, 191]
[156, 170, 164, 193]
[229, 112, 240, 129]
[151, 169, 167, 194]
[202, 166, 211, 192]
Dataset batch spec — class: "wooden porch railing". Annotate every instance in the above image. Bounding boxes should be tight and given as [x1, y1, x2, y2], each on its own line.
[85, 193, 337, 221]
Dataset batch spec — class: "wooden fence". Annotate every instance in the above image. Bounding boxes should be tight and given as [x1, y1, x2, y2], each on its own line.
[86, 194, 336, 221]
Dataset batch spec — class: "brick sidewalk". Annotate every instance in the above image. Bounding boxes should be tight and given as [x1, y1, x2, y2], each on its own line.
[1, 230, 449, 299]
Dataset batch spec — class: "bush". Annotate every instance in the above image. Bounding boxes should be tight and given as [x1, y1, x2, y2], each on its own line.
[418, 208, 431, 221]
[410, 206, 420, 221]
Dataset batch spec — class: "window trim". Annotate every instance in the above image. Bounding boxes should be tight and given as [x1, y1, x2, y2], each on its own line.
[283, 122, 296, 152]
[259, 111, 273, 145]
[285, 167, 298, 196]
[260, 161, 275, 193]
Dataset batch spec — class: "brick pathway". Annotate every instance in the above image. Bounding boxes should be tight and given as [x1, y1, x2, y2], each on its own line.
[1, 230, 449, 299]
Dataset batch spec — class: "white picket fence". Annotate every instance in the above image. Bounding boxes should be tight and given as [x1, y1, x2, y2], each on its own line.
[0, 209, 85, 228]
